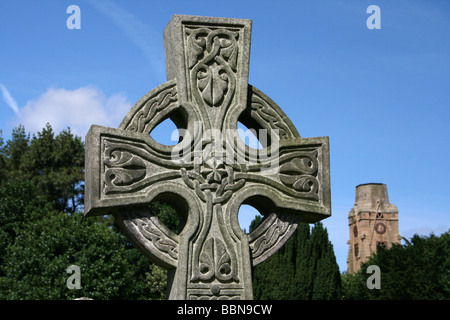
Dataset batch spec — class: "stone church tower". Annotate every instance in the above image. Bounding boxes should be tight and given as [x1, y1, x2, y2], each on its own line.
[347, 183, 401, 273]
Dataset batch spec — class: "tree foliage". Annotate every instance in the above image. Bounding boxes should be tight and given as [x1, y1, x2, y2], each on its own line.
[0, 125, 155, 299]
[0, 212, 145, 299]
[341, 231, 450, 300]
[0, 125, 84, 268]
[1, 124, 84, 214]
[252, 220, 341, 300]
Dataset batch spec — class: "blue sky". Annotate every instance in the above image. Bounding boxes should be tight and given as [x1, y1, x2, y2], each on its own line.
[1, 0, 449, 272]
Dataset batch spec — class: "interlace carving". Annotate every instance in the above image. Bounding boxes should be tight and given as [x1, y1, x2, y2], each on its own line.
[125, 210, 179, 260]
[185, 26, 239, 109]
[85, 15, 331, 300]
[120, 208, 179, 269]
[250, 87, 296, 140]
[122, 82, 178, 134]
[249, 213, 299, 265]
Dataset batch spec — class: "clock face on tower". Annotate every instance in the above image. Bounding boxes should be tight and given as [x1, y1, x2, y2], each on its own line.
[375, 222, 386, 234]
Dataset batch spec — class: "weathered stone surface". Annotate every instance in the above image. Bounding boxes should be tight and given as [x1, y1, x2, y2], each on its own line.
[84, 15, 331, 300]
[347, 183, 400, 273]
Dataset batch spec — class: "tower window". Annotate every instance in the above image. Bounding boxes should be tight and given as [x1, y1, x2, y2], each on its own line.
[376, 212, 384, 219]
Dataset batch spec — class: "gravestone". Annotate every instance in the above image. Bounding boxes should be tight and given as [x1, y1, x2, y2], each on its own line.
[84, 15, 331, 300]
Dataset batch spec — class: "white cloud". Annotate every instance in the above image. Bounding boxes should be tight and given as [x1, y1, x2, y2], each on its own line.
[18, 86, 132, 138]
[0, 83, 20, 116]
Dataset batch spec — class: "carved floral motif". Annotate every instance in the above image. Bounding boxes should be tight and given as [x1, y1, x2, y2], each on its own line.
[279, 152, 319, 194]
[104, 148, 146, 188]
[185, 27, 239, 109]
[197, 237, 233, 282]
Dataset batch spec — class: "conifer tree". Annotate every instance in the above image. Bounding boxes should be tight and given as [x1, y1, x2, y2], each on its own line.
[251, 218, 341, 300]
[293, 222, 313, 299]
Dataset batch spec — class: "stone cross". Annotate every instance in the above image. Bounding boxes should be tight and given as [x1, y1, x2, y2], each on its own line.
[84, 15, 331, 300]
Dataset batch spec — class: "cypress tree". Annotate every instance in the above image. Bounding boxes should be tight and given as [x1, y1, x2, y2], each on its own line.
[251, 218, 341, 300]
[310, 222, 341, 299]
[293, 222, 313, 299]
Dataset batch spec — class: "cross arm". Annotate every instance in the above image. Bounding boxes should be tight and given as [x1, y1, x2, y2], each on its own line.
[84, 125, 185, 217]
[229, 135, 331, 265]
[234, 135, 331, 220]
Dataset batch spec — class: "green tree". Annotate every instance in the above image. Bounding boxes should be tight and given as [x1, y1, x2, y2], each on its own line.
[340, 270, 369, 300]
[252, 236, 296, 300]
[146, 264, 168, 300]
[251, 218, 341, 300]
[310, 222, 341, 299]
[341, 231, 450, 300]
[0, 125, 30, 174]
[293, 223, 313, 299]
[20, 124, 85, 213]
[150, 202, 180, 234]
[0, 212, 150, 299]
[0, 125, 156, 299]
[0, 125, 73, 268]
[0, 124, 84, 215]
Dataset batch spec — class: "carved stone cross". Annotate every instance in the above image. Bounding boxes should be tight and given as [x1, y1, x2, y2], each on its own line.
[84, 15, 331, 300]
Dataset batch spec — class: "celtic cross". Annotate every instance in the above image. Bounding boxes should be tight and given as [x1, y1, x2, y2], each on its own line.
[84, 15, 331, 300]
